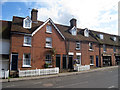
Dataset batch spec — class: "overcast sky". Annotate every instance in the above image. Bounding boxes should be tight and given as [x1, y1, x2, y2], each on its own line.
[1, 0, 120, 35]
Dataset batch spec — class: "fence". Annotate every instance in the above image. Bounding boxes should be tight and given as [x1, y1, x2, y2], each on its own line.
[19, 67, 59, 77]
[0, 70, 9, 79]
[74, 65, 90, 71]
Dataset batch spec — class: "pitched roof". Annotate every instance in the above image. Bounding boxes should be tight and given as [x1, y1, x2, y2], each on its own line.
[11, 16, 120, 46]
[0, 20, 12, 39]
[91, 30, 119, 46]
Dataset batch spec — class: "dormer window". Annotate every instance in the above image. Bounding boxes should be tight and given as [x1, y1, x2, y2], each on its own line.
[46, 25, 52, 33]
[23, 16, 32, 29]
[70, 26, 77, 36]
[84, 28, 89, 37]
[99, 34, 104, 39]
[111, 37, 116, 41]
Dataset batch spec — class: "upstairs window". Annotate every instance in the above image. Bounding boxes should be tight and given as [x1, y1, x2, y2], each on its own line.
[23, 17, 32, 29]
[46, 37, 52, 48]
[89, 42, 93, 50]
[46, 25, 52, 33]
[84, 28, 89, 37]
[24, 36, 31, 46]
[23, 53, 31, 67]
[103, 44, 106, 52]
[99, 34, 104, 39]
[76, 42, 80, 50]
[113, 46, 116, 53]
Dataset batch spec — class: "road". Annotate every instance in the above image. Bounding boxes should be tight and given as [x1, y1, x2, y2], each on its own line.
[2, 67, 119, 88]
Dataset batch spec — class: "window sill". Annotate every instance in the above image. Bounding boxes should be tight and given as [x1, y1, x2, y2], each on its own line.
[90, 64, 94, 66]
[89, 49, 94, 51]
[45, 46, 52, 49]
[76, 48, 80, 50]
[46, 31, 52, 34]
[23, 44, 32, 47]
[22, 65, 31, 68]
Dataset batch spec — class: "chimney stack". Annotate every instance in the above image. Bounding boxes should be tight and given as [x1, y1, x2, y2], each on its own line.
[31, 9, 38, 22]
[70, 18, 77, 28]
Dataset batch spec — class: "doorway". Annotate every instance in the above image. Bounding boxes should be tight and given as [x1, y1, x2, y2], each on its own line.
[68, 55, 73, 69]
[56, 54, 61, 69]
[11, 54, 18, 71]
[63, 55, 67, 69]
[96, 56, 99, 67]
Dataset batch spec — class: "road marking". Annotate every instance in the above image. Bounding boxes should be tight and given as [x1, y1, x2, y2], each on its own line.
[108, 86, 115, 88]
[56, 81, 88, 88]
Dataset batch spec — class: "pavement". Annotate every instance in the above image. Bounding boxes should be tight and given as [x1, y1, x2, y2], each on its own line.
[1, 66, 118, 83]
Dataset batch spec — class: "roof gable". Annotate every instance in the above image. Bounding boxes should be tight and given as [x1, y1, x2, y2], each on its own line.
[31, 18, 65, 40]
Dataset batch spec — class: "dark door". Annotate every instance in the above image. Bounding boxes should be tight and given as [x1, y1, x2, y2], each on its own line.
[68, 56, 73, 69]
[56, 55, 61, 68]
[63, 55, 67, 69]
[96, 56, 99, 67]
[11, 54, 18, 70]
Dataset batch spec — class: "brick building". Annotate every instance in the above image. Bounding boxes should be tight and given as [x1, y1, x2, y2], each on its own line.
[2, 9, 119, 74]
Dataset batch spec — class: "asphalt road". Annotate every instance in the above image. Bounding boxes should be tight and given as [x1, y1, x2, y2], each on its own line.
[2, 67, 119, 88]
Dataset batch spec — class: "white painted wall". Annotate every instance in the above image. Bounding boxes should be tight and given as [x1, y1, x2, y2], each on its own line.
[0, 39, 10, 54]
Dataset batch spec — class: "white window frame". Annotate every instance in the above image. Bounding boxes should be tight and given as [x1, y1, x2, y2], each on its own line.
[76, 55, 81, 65]
[89, 42, 93, 50]
[23, 17, 32, 29]
[99, 34, 104, 39]
[45, 37, 52, 48]
[90, 56, 94, 65]
[76, 42, 80, 50]
[45, 54, 52, 64]
[23, 36, 32, 47]
[46, 25, 52, 33]
[84, 28, 89, 37]
[103, 44, 106, 52]
[23, 53, 31, 67]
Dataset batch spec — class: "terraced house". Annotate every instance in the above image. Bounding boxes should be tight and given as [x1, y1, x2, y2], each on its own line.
[1, 9, 120, 76]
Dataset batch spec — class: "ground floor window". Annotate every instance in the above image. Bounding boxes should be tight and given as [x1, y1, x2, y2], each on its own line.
[115, 56, 120, 65]
[76, 55, 81, 64]
[90, 56, 94, 65]
[103, 56, 112, 66]
[23, 53, 31, 67]
[45, 54, 52, 64]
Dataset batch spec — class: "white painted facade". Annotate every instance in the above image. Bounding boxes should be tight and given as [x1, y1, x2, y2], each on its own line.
[0, 39, 10, 72]
[0, 39, 10, 54]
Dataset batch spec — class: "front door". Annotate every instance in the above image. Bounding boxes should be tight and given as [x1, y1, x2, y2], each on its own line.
[63, 55, 67, 69]
[68, 56, 73, 69]
[56, 55, 61, 68]
[11, 54, 18, 70]
[96, 56, 99, 67]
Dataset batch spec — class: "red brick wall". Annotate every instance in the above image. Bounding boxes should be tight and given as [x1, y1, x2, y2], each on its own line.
[100, 45, 120, 67]
[10, 22, 66, 70]
[68, 41, 99, 67]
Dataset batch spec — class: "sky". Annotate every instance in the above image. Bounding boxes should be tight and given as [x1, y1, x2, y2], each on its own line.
[0, 0, 120, 35]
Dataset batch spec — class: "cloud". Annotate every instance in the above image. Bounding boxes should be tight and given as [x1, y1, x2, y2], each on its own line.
[1, 0, 120, 35]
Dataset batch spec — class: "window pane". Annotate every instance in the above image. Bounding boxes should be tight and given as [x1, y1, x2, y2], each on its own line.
[46, 25, 52, 33]
[23, 54, 31, 66]
[24, 36, 31, 45]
